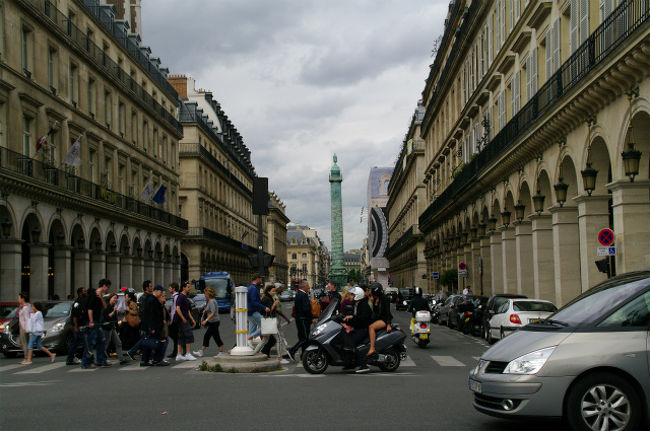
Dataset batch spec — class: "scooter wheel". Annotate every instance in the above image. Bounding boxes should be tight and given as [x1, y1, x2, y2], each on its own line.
[417, 339, 429, 348]
[378, 349, 401, 372]
[302, 348, 328, 374]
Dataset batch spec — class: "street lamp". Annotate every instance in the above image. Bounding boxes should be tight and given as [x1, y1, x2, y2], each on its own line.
[514, 201, 525, 223]
[554, 178, 568, 207]
[501, 210, 511, 228]
[1, 218, 12, 238]
[581, 162, 598, 196]
[532, 190, 545, 215]
[478, 223, 487, 237]
[487, 217, 497, 231]
[622, 122, 642, 183]
[470, 227, 478, 241]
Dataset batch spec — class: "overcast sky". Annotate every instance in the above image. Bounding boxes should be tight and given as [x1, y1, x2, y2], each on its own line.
[141, 0, 447, 250]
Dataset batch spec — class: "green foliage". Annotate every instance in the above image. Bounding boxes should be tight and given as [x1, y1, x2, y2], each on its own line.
[198, 361, 222, 372]
[347, 268, 362, 283]
[440, 269, 458, 290]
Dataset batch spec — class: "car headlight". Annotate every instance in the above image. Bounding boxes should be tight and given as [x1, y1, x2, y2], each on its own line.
[472, 359, 489, 375]
[312, 324, 326, 336]
[48, 322, 65, 334]
[503, 346, 556, 375]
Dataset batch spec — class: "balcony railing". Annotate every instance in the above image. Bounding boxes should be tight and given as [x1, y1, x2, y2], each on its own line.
[0, 146, 188, 230]
[178, 143, 252, 197]
[187, 227, 248, 250]
[25, 0, 181, 136]
[419, 0, 649, 229]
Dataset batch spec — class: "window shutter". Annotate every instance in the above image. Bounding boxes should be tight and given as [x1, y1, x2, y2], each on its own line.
[500, 0, 506, 46]
[509, 0, 514, 31]
[498, 91, 506, 130]
[525, 55, 531, 101]
[545, 30, 552, 79]
[474, 122, 480, 153]
[495, 7, 500, 54]
[531, 46, 538, 95]
[515, 0, 521, 20]
[579, 0, 589, 45]
[553, 19, 561, 73]
[488, 15, 493, 65]
[570, 0, 579, 53]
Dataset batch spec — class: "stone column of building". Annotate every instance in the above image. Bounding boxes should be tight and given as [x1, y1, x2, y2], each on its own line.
[91, 252, 106, 288]
[131, 256, 143, 288]
[106, 253, 120, 287]
[163, 259, 172, 286]
[143, 257, 154, 283]
[551, 206, 581, 306]
[0, 239, 22, 301]
[53, 246, 71, 299]
[501, 227, 517, 294]
[154, 257, 164, 285]
[463, 243, 472, 291]
[120, 255, 132, 289]
[470, 237, 481, 291]
[30, 244, 50, 300]
[515, 221, 534, 297]
[575, 194, 610, 291]
[479, 234, 491, 296]
[73, 249, 90, 292]
[609, 180, 650, 274]
[530, 214, 555, 301]
[489, 231, 503, 294]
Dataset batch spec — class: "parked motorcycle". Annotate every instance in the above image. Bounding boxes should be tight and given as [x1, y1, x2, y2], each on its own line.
[302, 301, 407, 374]
[410, 310, 431, 348]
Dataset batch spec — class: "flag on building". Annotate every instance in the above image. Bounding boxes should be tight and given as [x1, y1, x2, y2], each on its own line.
[35, 122, 59, 155]
[63, 138, 82, 167]
[141, 181, 154, 202]
[152, 185, 167, 204]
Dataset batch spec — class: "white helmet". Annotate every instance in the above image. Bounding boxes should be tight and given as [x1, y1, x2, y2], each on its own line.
[352, 287, 365, 301]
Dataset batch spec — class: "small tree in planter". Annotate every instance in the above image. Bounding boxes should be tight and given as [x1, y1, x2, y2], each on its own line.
[440, 269, 458, 294]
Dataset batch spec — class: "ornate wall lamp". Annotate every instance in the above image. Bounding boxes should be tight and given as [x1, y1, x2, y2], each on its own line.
[501, 210, 511, 228]
[621, 123, 641, 182]
[487, 217, 497, 231]
[532, 190, 545, 215]
[514, 201, 525, 223]
[554, 179, 568, 207]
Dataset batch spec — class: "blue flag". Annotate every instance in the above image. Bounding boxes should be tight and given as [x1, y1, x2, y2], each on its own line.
[152, 185, 166, 204]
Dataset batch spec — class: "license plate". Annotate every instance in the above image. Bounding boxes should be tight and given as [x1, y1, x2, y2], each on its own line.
[419, 334, 428, 340]
[469, 379, 482, 394]
[529, 318, 541, 323]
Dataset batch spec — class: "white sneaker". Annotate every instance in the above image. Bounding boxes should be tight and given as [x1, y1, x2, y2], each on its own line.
[279, 358, 290, 365]
[217, 352, 227, 357]
[192, 350, 204, 357]
[184, 353, 197, 361]
[175, 354, 185, 361]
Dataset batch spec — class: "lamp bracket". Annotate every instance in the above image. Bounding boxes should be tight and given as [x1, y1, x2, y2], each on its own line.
[586, 115, 597, 127]
[626, 86, 639, 100]
[557, 137, 567, 148]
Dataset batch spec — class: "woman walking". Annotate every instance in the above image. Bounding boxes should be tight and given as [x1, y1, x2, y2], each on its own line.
[193, 287, 225, 357]
[253, 285, 289, 364]
[21, 303, 56, 365]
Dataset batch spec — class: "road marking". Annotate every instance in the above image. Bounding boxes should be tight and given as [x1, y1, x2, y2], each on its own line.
[14, 362, 67, 374]
[0, 364, 27, 373]
[472, 356, 481, 361]
[119, 363, 149, 371]
[431, 355, 466, 367]
[261, 374, 325, 378]
[295, 361, 303, 368]
[400, 355, 416, 367]
[172, 361, 199, 369]
[0, 380, 59, 387]
[68, 367, 97, 372]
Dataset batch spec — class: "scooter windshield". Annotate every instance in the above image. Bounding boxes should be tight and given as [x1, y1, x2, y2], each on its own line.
[317, 299, 339, 324]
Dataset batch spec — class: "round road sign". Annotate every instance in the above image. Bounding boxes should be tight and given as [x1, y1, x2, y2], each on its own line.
[598, 228, 615, 246]
[458, 262, 467, 270]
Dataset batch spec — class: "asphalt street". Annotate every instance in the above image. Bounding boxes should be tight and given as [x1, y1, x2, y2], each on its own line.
[0, 304, 571, 431]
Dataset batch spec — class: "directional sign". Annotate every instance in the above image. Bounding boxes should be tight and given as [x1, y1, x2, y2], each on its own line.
[432, 272, 440, 280]
[598, 228, 615, 246]
[597, 246, 616, 256]
[458, 262, 467, 270]
[458, 269, 468, 277]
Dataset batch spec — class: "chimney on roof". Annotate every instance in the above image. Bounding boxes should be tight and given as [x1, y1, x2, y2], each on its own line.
[168, 74, 188, 100]
[101, 0, 142, 39]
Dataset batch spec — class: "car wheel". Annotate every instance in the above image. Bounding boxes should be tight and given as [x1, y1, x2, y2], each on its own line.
[3, 351, 17, 358]
[500, 327, 505, 340]
[482, 324, 489, 340]
[566, 372, 641, 431]
[487, 328, 496, 345]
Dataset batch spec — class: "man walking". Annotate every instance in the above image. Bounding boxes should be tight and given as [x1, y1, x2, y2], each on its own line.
[246, 274, 269, 346]
[82, 284, 109, 368]
[127, 280, 153, 360]
[141, 285, 168, 366]
[287, 280, 313, 360]
[175, 281, 197, 361]
[17, 292, 31, 358]
[166, 282, 180, 358]
[66, 287, 87, 365]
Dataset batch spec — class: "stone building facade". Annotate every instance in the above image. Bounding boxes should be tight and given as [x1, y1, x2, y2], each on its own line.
[266, 191, 289, 284]
[287, 223, 327, 288]
[391, 0, 649, 305]
[0, 0, 186, 301]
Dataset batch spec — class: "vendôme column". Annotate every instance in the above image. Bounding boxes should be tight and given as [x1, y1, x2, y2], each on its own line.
[328, 155, 348, 289]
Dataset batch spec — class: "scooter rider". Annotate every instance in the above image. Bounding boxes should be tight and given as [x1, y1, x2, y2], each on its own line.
[342, 287, 372, 373]
[407, 287, 430, 330]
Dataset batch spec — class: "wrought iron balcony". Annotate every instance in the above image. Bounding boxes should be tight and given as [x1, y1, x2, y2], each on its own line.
[0, 146, 188, 230]
[419, 0, 649, 229]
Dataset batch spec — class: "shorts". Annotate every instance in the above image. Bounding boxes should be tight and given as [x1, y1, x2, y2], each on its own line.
[178, 322, 194, 345]
[28, 334, 43, 350]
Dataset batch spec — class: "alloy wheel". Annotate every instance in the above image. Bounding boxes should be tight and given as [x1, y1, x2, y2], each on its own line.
[580, 384, 631, 431]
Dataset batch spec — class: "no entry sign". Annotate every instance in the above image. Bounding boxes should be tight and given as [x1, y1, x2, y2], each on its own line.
[598, 228, 615, 246]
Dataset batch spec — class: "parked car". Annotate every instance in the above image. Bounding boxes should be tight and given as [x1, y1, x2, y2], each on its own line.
[192, 293, 208, 315]
[469, 270, 650, 430]
[1, 301, 76, 357]
[278, 289, 295, 302]
[396, 288, 414, 311]
[481, 293, 527, 340]
[0, 302, 18, 334]
[385, 289, 398, 303]
[485, 299, 558, 343]
[438, 294, 462, 326]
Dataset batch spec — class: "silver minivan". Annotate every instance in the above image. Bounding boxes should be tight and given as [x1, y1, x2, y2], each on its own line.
[468, 271, 650, 431]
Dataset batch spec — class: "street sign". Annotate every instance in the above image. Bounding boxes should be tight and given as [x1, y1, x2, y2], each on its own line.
[598, 228, 615, 246]
[458, 269, 468, 277]
[432, 272, 440, 280]
[597, 246, 616, 256]
[458, 262, 467, 270]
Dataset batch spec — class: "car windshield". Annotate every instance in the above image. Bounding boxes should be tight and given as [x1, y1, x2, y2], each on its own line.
[399, 289, 411, 296]
[0, 304, 17, 319]
[513, 301, 557, 312]
[549, 276, 650, 326]
[203, 278, 230, 299]
[44, 302, 72, 318]
[318, 299, 339, 324]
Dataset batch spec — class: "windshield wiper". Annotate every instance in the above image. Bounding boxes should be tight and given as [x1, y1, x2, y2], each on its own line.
[545, 319, 568, 327]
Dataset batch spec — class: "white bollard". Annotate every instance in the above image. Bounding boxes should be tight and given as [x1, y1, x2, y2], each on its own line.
[230, 286, 254, 356]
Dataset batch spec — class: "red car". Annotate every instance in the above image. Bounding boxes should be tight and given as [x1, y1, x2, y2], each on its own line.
[0, 302, 19, 333]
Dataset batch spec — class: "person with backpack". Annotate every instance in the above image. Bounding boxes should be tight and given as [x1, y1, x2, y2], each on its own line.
[66, 287, 87, 365]
[246, 274, 270, 346]
[287, 280, 313, 360]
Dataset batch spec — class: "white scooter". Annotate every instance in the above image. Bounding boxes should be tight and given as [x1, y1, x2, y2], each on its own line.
[410, 310, 431, 348]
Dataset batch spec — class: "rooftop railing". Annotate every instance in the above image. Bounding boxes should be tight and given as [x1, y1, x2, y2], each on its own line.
[0, 146, 188, 230]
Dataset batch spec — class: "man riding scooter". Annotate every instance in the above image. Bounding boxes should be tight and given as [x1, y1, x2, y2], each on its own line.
[342, 287, 372, 373]
[407, 287, 430, 331]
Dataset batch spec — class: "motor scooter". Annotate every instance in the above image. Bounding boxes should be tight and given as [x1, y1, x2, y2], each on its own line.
[410, 310, 431, 348]
[302, 301, 407, 374]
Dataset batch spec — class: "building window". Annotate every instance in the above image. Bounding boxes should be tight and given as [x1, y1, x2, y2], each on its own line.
[22, 116, 32, 156]
[48, 47, 57, 92]
[69, 63, 78, 106]
[291, 253, 297, 260]
[131, 110, 137, 144]
[118, 164, 125, 194]
[88, 77, 95, 116]
[302, 253, 307, 258]
[21, 25, 32, 75]
[142, 120, 148, 152]
[104, 91, 112, 126]
[302, 264, 307, 272]
[88, 149, 96, 182]
[570, 0, 590, 54]
[118, 102, 125, 136]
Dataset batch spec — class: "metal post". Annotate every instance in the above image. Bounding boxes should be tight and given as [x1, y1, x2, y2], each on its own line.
[257, 214, 264, 278]
[230, 286, 254, 356]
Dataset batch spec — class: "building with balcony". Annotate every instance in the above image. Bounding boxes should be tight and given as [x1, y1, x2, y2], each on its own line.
[366, 166, 393, 288]
[0, 0, 187, 301]
[266, 192, 290, 284]
[170, 75, 273, 285]
[387, 104, 428, 290]
[287, 223, 327, 288]
[392, 0, 649, 305]
[344, 250, 361, 273]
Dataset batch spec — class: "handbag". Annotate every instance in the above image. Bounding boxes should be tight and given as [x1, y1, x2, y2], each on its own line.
[261, 316, 278, 335]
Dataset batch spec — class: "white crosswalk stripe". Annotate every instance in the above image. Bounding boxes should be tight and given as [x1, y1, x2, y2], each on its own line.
[430, 355, 466, 367]
[68, 367, 97, 372]
[400, 355, 416, 367]
[14, 362, 67, 374]
[0, 364, 27, 373]
[119, 363, 148, 371]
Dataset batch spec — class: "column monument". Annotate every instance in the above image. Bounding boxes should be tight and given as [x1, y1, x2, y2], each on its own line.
[328, 154, 348, 289]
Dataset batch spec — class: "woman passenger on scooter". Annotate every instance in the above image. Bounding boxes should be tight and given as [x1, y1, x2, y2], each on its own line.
[366, 283, 392, 357]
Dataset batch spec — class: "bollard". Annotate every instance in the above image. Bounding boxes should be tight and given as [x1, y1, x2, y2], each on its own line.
[230, 286, 254, 356]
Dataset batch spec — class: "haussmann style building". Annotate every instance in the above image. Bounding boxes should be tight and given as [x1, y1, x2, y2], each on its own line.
[390, 0, 649, 306]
